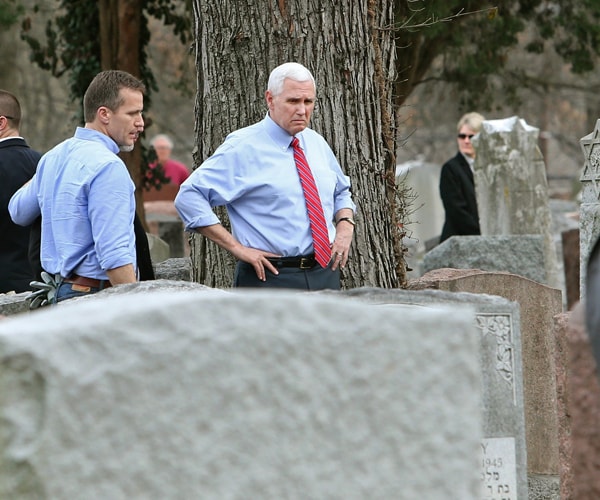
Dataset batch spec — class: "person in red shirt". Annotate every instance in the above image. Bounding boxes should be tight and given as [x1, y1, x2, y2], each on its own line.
[150, 134, 190, 185]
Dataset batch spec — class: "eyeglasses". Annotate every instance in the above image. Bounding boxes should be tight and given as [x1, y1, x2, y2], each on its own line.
[458, 133, 475, 140]
[1, 115, 15, 121]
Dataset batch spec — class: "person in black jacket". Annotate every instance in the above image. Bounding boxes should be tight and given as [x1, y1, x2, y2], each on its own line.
[439, 112, 485, 243]
[0, 90, 42, 293]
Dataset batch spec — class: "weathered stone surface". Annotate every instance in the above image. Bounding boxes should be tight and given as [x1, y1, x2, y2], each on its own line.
[146, 232, 170, 264]
[559, 303, 600, 499]
[553, 311, 573, 500]
[579, 120, 600, 298]
[154, 258, 192, 281]
[473, 116, 560, 288]
[410, 268, 563, 499]
[423, 235, 548, 284]
[69, 279, 214, 302]
[561, 228, 580, 310]
[338, 287, 528, 499]
[0, 289, 482, 499]
[0, 292, 30, 317]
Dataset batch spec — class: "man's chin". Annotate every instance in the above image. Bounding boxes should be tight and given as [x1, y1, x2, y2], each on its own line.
[119, 144, 135, 153]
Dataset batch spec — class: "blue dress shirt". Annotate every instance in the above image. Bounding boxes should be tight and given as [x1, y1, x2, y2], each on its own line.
[9, 127, 136, 279]
[175, 114, 355, 257]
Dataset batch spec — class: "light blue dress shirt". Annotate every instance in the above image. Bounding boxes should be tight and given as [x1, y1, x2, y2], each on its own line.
[9, 127, 136, 279]
[175, 114, 355, 257]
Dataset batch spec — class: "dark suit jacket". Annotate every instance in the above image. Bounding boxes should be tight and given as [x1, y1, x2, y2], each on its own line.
[439, 152, 480, 243]
[0, 137, 41, 293]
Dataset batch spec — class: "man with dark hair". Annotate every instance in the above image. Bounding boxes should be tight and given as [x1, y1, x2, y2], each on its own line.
[9, 70, 145, 302]
[0, 90, 42, 293]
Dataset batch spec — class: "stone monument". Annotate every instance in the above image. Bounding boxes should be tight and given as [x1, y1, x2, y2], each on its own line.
[0, 288, 483, 499]
[580, 119, 600, 299]
[340, 287, 528, 500]
[473, 116, 560, 289]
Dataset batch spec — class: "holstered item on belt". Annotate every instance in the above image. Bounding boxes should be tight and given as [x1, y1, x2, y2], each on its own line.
[63, 274, 112, 289]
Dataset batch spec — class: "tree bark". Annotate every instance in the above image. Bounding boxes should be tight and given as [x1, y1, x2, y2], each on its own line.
[191, 0, 402, 288]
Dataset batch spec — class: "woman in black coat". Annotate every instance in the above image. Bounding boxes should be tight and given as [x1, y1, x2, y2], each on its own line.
[439, 112, 485, 243]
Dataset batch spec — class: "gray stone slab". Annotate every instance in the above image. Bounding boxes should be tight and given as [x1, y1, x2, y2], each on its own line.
[154, 258, 192, 281]
[409, 269, 563, 499]
[0, 288, 482, 499]
[0, 292, 30, 317]
[473, 116, 560, 288]
[339, 287, 528, 500]
[423, 234, 547, 284]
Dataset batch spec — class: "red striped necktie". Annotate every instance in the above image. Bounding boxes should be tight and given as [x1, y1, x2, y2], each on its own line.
[291, 137, 331, 268]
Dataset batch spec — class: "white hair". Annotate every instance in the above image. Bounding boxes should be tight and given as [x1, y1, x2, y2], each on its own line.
[267, 62, 315, 96]
[151, 134, 174, 149]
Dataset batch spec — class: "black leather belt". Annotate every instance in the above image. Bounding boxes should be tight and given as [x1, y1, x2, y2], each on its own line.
[266, 255, 317, 269]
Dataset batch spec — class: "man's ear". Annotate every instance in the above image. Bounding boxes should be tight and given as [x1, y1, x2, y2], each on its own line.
[265, 90, 273, 110]
[97, 106, 111, 125]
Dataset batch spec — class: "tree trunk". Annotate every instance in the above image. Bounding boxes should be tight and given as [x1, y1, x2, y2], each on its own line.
[191, 0, 404, 288]
[98, 0, 147, 228]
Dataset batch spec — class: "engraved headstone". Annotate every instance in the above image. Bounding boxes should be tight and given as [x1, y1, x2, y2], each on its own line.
[339, 287, 527, 500]
[472, 116, 559, 289]
[580, 119, 600, 298]
[410, 268, 563, 499]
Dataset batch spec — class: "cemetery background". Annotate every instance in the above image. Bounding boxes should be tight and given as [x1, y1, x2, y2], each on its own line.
[3, 5, 600, 498]
[0, 3, 592, 209]
[1, 3, 591, 281]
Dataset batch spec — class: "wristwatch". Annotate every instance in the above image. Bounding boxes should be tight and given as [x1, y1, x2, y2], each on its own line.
[336, 217, 356, 227]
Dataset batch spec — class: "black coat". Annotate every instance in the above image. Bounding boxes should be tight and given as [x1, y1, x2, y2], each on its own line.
[439, 152, 481, 243]
[0, 138, 41, 293]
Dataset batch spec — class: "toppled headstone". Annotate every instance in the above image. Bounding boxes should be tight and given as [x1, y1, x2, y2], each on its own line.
[423, 234, 547, 284]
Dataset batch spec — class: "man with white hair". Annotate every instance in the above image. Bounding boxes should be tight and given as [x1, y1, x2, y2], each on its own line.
[175, 62, 355, 290]
[150, 133, 190, 185]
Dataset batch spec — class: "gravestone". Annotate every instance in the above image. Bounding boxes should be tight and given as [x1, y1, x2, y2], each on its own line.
[146, 232, 170, 263]
[410, 268, 563, 499]
[423, 234, 548, 284]
[555, 303, 600, 499]
[561, 228, 580, 310]
[579, 119, 600, 298]
[0, 288, 483, 499]
[472, 116, 560, 289]
[339, 287, 528, 500]
[396, 160, 445, 275]
[0, 292, 29, 317]
[154, 258, 192, 281]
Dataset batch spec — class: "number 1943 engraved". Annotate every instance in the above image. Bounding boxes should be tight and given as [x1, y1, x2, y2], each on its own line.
[481, 437, 517, 500]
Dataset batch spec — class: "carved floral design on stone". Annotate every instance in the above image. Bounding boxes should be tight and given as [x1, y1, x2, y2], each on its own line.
[477, 314, 514, 392]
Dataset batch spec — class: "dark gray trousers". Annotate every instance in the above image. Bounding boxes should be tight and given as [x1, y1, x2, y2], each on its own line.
[234, 261, 340, 290]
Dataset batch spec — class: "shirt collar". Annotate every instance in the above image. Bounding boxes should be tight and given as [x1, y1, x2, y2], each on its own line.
[263, 113, 308, 151]
[0, 136, 24, 143]
[461, 152, 475, 171]
[74, 127, 120, 154]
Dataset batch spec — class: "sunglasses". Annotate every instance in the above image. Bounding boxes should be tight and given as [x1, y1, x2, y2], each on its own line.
[458, 133, 475, 140]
